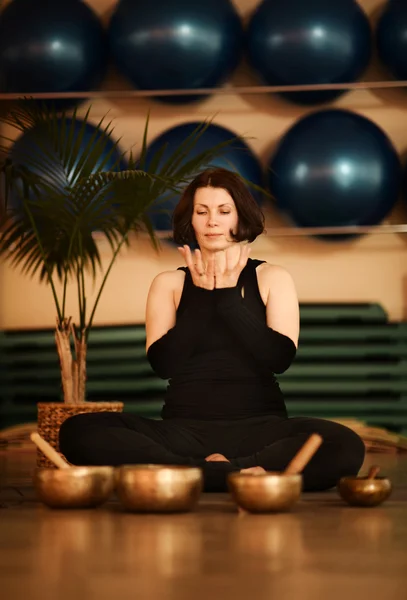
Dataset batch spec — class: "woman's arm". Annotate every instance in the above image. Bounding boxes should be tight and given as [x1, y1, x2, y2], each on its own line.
[215, 265, 299, 374]
[145, 271, 214, 379]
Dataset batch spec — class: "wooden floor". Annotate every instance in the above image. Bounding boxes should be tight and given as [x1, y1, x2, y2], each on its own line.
[1, 447, 406, 600]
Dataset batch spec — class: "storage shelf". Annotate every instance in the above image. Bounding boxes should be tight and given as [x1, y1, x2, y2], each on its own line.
[1, 79, 407, 100]
[90, 223, 407, 241]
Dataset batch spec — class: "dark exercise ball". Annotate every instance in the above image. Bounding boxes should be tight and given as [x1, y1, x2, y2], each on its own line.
[8, 118, 126, 218]
[246, 0, 372, 106]
[0, 0, 108, 111]
[144, 122, 264, 231]
[377, 0, 407, 82]
[108, 0, 243, 104]
[268, 110, 401, 240]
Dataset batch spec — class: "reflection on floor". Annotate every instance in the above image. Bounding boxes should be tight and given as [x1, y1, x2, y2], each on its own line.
[1, 446, 406, 600]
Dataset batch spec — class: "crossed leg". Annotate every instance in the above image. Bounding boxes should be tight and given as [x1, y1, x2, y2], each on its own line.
[59, 412, 365, 492]
[219, 416, 365, 491]
[59, 412, 238, 491]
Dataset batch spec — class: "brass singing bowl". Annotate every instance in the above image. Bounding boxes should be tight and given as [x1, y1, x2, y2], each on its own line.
[33, 466, 116, 509]
[115, 465, 204, 513]
[337, 475, 392, 507]
[228, 471, 302, 513]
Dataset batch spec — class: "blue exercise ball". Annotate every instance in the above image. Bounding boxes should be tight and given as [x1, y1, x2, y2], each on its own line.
[8, 118, 127, 217]
[108, 0, 243, 104]
[143, 122, 264, 231]
[377, 0, 407, 82]
[246, 0, 372, 105]
[0, 0, 108, 111]
[268, 110, 401, 240]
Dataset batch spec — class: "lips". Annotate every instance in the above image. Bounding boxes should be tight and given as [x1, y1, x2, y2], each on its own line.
[205, 234, 222, 237]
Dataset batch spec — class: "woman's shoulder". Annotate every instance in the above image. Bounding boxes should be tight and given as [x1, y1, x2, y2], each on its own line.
[256, 260, 294, 279]
[255, 261, 297, 295]
[149, 268, 186, 294]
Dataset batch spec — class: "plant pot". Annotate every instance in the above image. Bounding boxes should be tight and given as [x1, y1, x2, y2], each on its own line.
[36, 401, 124, 468]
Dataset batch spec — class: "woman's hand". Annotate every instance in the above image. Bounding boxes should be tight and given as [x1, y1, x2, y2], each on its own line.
[178, 245, 215, 290]
[214, 245, 251, 289]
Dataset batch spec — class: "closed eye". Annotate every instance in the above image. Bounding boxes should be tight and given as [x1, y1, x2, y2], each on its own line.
[196, 211, 231, 215]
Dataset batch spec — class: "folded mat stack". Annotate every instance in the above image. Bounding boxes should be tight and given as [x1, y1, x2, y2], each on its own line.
[1, 303, 407, 438]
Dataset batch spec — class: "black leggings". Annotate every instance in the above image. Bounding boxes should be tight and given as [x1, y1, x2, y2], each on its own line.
[59, 412, 365, 493]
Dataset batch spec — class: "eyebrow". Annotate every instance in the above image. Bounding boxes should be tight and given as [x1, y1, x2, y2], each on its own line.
[195, 203, 232, 208]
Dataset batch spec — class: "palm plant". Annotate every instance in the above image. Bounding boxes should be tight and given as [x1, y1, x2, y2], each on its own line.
[0, 98, 239, 406]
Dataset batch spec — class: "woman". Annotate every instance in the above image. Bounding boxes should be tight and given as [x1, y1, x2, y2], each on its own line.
[60, 167, 365, 492]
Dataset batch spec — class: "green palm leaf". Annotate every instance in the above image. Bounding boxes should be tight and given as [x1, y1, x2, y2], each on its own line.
[2, 99, 126, 200]
[0, 97, 253, 333]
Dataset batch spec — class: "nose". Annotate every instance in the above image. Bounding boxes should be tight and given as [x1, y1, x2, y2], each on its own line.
[207, 213, 218, 227]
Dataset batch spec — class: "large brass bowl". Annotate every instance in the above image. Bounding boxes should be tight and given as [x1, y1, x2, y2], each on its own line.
[228, 471, 302, 513]
[115, 465, 203, 513]
[337, 475, 392, 507]
[33, 466, 116, 509]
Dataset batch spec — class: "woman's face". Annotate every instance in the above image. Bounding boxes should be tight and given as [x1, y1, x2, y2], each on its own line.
[191, 186, 239, 251]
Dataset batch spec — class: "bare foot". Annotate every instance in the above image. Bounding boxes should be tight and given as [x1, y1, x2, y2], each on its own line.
[205, 453, 230, 462]
[240, 466, 266, 475]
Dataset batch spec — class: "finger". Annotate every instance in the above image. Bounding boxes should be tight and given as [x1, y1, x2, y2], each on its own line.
[214, 252, 223, 276]
[183, 245, 195, 271]
[206, 252, 215, 274]
[194, 249, 205, 275]
[225, 247, 234, 273]
[205, 253, 215, 279]
[177, 247, 186, 260]
[225, 246, 238, 274]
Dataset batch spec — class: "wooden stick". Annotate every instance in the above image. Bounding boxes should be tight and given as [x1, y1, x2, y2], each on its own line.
[77, 333, 87, 405]
[284, 434, 323, 475]
[30, 433, 71, 469]
[55, 320, 73, 404]
[71, 360, 78, 405]
[367, 465, 381, 479]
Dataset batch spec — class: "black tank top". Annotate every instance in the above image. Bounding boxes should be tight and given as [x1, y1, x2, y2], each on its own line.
[162, 258, 287, 420]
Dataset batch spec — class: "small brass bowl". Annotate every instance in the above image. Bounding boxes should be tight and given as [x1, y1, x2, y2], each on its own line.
[33, 466, 116, 509]
[115, 465, 203, 513]
[228, 471, 302, 513]
[337, 475, 392, 507]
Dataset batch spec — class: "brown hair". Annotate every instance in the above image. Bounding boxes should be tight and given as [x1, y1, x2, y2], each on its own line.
[172, 167, 265, 245]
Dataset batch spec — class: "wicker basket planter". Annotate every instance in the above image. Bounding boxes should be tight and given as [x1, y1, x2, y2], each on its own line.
[36, 402, 124, 468]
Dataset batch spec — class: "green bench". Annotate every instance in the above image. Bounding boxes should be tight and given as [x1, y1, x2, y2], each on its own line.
[1, 302, 407, 434]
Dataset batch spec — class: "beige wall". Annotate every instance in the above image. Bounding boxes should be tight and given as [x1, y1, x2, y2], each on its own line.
[1, 0, 407, 329]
